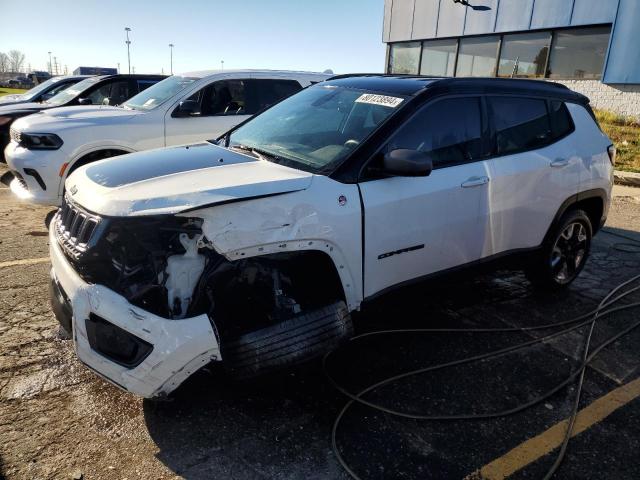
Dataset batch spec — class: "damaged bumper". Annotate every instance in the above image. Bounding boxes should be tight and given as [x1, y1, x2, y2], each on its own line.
[49, 224, 221, 398]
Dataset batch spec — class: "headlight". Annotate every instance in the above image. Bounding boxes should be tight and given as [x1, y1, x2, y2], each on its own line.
[0, 116, 12, 127]
[19, 132, 63, 150]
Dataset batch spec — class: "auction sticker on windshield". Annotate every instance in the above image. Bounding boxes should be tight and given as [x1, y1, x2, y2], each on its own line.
[355, 93, 403, 108]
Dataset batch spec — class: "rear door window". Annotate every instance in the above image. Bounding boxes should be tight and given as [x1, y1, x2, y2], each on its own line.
[200, 80, 247, 116]
[387, 96, 483, 168]
[245, 79, 302, 113]
[488, 97, 552, 155]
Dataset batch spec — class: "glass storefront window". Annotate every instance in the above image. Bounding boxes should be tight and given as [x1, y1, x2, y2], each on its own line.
[547, 26, 611, 79]
[389, 42, 421, 74]
[420, 39, 458, 76]
[456, 36, 500, 77]
[498, 31, 551, 78]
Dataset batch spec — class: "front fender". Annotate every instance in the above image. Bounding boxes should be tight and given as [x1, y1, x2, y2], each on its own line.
[186, 176, 364, 311]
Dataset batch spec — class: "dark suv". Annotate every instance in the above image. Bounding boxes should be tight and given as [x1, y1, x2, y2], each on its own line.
[0, 74, 166, 161]
[0, 75, 88, 107]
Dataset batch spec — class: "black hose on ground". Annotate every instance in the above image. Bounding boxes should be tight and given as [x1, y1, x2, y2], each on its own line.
[323, 271, 640, 480]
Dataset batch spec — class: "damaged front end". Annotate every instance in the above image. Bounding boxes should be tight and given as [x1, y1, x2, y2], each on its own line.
[53, 195, 352, 395]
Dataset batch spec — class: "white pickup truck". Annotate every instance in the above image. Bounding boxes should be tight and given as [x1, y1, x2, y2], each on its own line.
[4, 70, 328, 206]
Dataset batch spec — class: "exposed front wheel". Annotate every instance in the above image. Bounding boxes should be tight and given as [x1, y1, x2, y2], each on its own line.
[223, 301, 352, 379]
[526, 209, 592, 290]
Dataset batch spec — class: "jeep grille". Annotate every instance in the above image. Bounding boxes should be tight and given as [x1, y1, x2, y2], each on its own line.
[55, 196, 102, 259]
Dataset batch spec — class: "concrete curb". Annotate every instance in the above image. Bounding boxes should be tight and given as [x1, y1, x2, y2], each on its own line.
[614, 170, 640, 187]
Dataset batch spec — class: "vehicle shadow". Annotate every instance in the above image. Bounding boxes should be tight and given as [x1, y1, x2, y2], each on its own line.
[143, 224, 640, 479]
[143, 365, 348, 479]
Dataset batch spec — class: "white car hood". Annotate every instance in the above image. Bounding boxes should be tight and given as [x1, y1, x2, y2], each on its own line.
[0, 94, 26, 105]
[40, 105, 140, 120]
[11, 105, 141, 132]
[67, 142, 314, 216]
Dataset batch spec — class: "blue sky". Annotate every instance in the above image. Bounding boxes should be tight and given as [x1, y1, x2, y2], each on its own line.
[0, 0, 387, 75]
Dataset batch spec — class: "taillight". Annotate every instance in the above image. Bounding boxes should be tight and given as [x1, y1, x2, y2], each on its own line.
[607, 145, 616, 166]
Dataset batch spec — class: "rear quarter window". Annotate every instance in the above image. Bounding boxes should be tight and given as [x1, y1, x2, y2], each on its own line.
[548, 100, 575, 140]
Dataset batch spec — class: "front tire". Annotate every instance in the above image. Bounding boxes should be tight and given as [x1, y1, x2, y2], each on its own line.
[526, 209, 592, 290]
[223, 301, 352, 379]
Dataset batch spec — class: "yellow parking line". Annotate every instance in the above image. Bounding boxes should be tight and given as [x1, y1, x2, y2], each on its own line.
[468, 376, 640, 480]
[0, 257, 50, 268]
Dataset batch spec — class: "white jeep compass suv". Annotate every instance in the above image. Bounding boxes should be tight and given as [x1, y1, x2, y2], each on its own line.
[4, 70, 328, 206]
[49, 75, 614, 398]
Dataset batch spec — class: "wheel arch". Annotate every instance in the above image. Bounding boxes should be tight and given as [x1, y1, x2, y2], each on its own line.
[545, 189, 608, 244]
[219, 242, 360, 312]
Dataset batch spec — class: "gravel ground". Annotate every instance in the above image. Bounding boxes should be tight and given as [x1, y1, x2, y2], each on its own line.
[0, 184, 638, 480]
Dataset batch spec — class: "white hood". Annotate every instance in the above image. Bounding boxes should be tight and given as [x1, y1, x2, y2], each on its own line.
[38, 105, 140, 120]
[0, 94, 26, 105]
[66, 143, 314, 216]
[11, 105, 142, 133]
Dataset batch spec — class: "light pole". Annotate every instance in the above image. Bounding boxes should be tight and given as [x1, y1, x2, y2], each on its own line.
[48, 51, 52, 75]
[221, 60, 224, 71]
[169, 43, 174, 75]
[124, 27, 132, 74]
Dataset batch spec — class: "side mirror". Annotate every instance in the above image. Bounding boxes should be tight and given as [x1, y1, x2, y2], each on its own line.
[173, 99, 200, 117]
[383, 149, 433, 177]
[78, 97, 92, 105]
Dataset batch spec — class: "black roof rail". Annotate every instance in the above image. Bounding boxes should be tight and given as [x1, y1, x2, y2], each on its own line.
[327, 74, 571, 89]
[326, 73, 446, 81]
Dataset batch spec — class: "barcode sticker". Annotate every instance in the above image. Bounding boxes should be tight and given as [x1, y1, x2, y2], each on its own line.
[355, 93, 404, 108]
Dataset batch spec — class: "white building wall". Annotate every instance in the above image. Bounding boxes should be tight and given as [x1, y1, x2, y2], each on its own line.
[552, 80, 640, 119]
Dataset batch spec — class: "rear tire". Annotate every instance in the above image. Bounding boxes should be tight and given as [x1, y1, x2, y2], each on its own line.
[525, 209, 592, 290]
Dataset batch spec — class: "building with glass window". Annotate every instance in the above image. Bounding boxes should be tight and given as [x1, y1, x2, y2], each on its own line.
[383, 0, 640, 118]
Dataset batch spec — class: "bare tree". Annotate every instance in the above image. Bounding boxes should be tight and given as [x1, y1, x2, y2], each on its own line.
[0, 52, 8, 73]
[8, 50, 26, 73]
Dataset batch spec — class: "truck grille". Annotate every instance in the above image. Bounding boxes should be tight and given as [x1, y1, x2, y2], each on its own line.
[55, 196, 103, 260]
[9, 128, 21, 144]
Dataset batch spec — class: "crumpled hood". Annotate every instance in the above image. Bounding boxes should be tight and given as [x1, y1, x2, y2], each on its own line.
[67, 142, 313, 216]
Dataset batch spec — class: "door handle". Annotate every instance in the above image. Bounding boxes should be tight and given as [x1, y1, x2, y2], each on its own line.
[550, 158, 569, 167]
[461, 176, 490, 188]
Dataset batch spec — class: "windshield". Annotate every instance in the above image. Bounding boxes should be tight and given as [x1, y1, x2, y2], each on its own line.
[21, 77, 66, 101]
[123, 75, 197, 111]
[45, 77, 102, 106]
[227, 85, 404, 173]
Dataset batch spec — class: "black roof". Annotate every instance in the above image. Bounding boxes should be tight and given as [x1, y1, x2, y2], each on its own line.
[324, 74, 588, 103]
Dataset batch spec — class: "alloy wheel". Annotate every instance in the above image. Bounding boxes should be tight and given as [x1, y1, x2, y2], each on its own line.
[550, 222, 588, 284]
